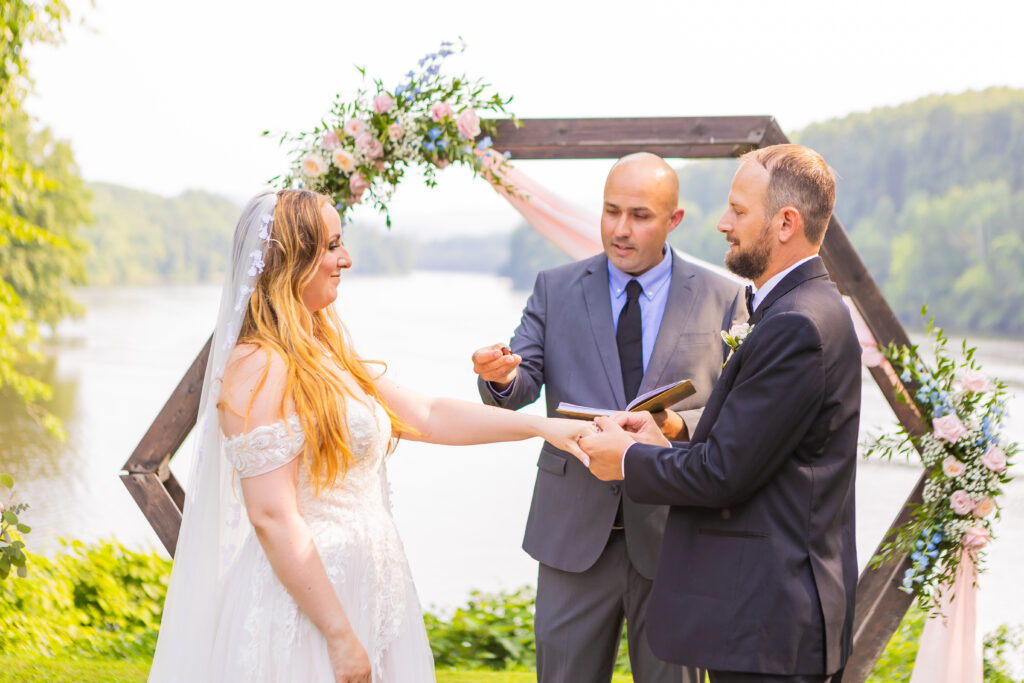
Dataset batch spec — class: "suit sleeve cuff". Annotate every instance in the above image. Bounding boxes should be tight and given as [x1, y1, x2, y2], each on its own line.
[488, 377, 515, 398]
[621, 441, 638, 479]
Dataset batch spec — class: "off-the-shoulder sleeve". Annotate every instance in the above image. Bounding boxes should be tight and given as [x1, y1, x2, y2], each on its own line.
[223, 416, 305, 478]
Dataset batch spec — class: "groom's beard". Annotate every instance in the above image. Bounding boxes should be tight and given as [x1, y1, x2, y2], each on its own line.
[725, 219, 773, 281]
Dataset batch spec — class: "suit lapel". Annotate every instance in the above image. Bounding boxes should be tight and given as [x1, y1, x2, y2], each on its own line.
[639, 251, 697, 395]
[749, 256, 828, 324]
[582, 258, 627, 408]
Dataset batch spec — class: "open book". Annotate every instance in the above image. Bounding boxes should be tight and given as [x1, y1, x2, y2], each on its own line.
[555, 379, 695, 420]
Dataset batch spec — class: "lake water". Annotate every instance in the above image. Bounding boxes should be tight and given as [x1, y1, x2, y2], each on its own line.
[1, 273, 1022, 645]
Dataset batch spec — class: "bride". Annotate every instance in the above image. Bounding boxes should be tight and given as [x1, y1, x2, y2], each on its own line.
[147, 189, 592, 683]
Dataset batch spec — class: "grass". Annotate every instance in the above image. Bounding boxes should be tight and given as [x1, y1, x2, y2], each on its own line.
[0, 657, 635, 683]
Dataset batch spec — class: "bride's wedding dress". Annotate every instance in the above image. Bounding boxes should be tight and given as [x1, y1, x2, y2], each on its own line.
[208, 396, 435, 682]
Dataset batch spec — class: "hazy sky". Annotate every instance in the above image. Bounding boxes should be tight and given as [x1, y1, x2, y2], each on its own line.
[25, 0, 1024, 237]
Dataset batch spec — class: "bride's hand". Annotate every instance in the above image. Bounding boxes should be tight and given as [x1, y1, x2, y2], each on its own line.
[327, 632, 372, 683]
[541, 417, 598, 466]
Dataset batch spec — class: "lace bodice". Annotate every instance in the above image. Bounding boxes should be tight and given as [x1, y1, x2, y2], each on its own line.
[220, 397, 413, 679]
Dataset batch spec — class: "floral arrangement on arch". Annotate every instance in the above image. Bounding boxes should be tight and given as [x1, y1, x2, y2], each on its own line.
[863, 312, 1016, 614]
[269, 40, 516, 226]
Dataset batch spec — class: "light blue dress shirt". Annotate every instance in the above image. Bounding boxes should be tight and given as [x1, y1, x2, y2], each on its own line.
[607, 248, 674, 373]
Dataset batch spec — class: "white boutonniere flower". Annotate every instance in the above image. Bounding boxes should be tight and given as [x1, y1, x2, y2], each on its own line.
[721, 323, 753, 365]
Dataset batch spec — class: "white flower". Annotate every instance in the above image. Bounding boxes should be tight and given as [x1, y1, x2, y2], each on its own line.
[942, 455, 966, 477]
[301, 153, 327, 178]
[257, 213, 273, 241]
[332, 148, 356, 173]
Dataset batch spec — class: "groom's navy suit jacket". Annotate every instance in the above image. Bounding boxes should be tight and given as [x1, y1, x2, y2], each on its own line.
[624, 257, 860, 675]
[481, 250, 746, 579]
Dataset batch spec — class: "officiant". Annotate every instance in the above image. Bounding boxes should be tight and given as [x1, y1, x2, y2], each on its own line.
[471, 152, 747, 683]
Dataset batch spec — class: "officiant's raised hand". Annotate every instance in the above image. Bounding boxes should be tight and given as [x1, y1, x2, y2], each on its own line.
[471, 343, 521, 390]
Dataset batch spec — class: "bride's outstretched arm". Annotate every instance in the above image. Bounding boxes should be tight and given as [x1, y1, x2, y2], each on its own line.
[224, 346, 371, 683]
[375, 376, 594, 461]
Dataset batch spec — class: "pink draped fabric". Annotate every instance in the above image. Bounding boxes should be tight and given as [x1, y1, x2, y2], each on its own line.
[909, 549, 983, 683]
[480, 152, 603, 259]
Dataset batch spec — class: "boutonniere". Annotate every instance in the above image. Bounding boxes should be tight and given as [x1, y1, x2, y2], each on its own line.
[721, 323, 753, 365]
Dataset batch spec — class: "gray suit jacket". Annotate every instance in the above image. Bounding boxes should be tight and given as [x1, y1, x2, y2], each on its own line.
[479, 249, 746, 578]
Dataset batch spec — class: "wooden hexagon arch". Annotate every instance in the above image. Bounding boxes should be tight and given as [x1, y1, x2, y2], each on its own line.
[121, 116, 927, 682]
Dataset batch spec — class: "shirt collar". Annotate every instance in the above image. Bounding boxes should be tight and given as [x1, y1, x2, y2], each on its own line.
[608, 247, 673, 301]
[751, 254, 818, 311]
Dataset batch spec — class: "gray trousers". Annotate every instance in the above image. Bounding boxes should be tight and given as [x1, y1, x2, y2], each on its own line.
[535, 529, 703, 683]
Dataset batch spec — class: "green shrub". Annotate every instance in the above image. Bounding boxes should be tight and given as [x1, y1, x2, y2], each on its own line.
[0, 539, 169, 659]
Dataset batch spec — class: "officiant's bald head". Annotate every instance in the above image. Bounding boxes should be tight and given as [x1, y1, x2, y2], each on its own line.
[601, 152, 684, 276]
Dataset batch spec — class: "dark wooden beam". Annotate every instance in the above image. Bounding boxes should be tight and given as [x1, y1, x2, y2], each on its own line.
[120, 472, 183, 556]
[489, 116, 775, 159]
[121, 335, 211, 474]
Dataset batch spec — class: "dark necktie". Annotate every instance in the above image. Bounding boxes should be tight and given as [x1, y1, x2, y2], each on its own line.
[744, 284, 755, 317]
[617, 279, 644, 403]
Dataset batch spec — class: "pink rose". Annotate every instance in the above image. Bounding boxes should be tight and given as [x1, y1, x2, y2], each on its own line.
[962, 525, 990, 549]
[861, 346, 884, 368]
[941, 455, 965, 477]
[932, 413, 967, 443]
[388, 124, 404, 141]
[344, 118, 368, 137]
[981, 445, 1008, 473]
[959, 369, 991, 393]
[429, 101, 454, 122]
[364, 138, 384, 160]
[349, 171, 370, 196]
[950, 489, 974, 515]
[353, 133, 385, 161]
[456, 107, 481, 139]
[320, 131, 341, 151]
[372, 93, 394, 114]
[972, 496, 995, 518]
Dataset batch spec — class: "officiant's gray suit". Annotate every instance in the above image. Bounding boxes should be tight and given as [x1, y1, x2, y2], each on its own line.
[480, 248, 746, 683]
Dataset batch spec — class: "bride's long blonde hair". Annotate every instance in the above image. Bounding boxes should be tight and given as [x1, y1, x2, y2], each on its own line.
[233, 188, 411, 495]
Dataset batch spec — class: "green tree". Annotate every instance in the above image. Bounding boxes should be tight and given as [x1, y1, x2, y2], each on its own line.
[1, 0, 88, 437]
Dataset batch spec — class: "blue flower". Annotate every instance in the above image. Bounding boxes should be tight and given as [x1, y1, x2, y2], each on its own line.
[900, 370, 912, 382]
[503, 150, 512, 159]
[394, 84, 406, 96]
[476, 136, 493, 151]
[427, 64, 440, 76]
[406, 70, 415, 78]
[437, 139, 448, 149]
[931, 531, 944, 544]
[423, 141, 436, 151]
[335, 201, 346, 211]
[418, 57, 427, 67]
[428, 127, 442, 141]
[911, 550, 924, 563]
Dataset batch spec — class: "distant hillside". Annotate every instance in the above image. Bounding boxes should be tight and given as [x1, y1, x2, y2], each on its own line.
[673, 87, 1024, 334]
[85, 183, 240, 285]
[83, 184, 415, 283]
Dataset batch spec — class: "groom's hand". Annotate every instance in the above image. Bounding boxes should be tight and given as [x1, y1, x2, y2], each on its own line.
[579, 415, 637, 481]
[472, 343, 521, 390]
[617, 411, 673, 447]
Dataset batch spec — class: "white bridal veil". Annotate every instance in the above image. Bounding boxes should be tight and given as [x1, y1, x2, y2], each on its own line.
[148, 190, 279, 682]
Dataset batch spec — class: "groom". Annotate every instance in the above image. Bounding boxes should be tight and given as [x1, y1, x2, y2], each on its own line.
[580, 144, 860, 683]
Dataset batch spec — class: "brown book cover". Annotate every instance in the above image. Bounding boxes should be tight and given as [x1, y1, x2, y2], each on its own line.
[556, 379, 695, 420]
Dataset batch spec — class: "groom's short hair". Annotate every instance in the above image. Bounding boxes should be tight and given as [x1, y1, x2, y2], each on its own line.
[740, 144, 836, 245]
